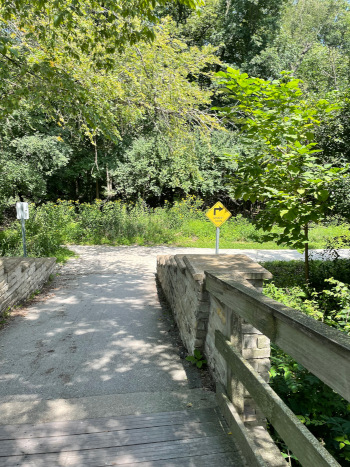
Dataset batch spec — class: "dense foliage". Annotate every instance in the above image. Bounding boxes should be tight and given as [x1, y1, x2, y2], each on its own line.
[263, 260, 350, 465]
[2, 199, 350, 260]
[1, 0, 350, 219]
[214, 68, 348, 278]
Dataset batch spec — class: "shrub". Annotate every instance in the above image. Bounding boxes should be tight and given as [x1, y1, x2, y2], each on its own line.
[262, 260, 350, 465]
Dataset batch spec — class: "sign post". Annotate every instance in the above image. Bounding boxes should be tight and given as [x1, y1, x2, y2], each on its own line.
[216, 226, 220, 255]
[206, 202, 232, 254]
[16, 202, 29, 257]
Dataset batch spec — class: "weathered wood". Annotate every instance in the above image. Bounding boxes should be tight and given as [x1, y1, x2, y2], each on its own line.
[0, 409, 243, 466]
[2, 452, 238, 467]
[98, 452, 238, 467]
[216, 383, 272, 467]
[206, 272, 350, 402]
[0, 408, 218, 440]
[216, 330, 341, 467]
[1, 435, 238, 466]
[0, 421, 227, 457]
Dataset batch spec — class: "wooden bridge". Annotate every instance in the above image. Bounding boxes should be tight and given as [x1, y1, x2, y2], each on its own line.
[1, 249, 350, 466]
[0, 408, 243, 466]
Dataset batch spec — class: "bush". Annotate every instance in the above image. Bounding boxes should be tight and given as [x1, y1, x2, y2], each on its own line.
[262, 260, 350, 465]
[2, 198, 350, 256]
[0, 201, 74, 258]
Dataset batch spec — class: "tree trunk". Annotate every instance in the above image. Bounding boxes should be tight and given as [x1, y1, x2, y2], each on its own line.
[304, 224, 309, 282]
[106, 164, 112, 197]
[96, 180, 99, 199]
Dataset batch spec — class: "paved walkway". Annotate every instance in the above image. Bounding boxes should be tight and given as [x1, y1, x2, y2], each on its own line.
[1, 245, 349, 425]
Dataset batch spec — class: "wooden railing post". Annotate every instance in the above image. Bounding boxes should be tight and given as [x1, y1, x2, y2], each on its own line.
[202, 256, 272, 427]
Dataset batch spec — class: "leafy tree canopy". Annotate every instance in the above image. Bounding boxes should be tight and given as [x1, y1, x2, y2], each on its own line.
[0, 0, 204, 58]
[0, 15, 221, 208]
[249, 0, 350, 92]
[0, 14, 220, 138]
[214, 68, 346, 277]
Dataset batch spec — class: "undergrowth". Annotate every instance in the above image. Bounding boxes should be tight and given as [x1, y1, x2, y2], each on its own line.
[1, 197, 350, 259]
[262, 260, 350, 465]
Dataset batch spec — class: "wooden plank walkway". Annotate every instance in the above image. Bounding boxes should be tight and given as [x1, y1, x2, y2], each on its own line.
[0, 407, 244, 466]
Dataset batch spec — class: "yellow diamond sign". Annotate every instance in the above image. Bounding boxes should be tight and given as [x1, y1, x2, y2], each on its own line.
[206, 202, 232, 228]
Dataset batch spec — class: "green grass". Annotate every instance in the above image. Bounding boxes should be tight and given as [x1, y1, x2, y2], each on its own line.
[1, 198, 350, 260]
[170, 218, 350, 250]
[53, 247, 77, 263]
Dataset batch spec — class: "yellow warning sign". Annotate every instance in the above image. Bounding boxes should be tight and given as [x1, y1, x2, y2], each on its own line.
[206, 202, 232, 228]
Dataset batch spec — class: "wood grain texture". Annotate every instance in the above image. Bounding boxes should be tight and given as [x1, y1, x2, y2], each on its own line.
[0, 408, 218, 440]
[206, 272, 350, 402]
[0, 408, 244, 467]
[216, 330, 341, 467]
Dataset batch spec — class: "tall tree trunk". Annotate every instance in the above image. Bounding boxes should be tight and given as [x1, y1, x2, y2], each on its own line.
[304, 224, 309, 282]
[106, 164, 112, 198]
[96, 180, 99, 199]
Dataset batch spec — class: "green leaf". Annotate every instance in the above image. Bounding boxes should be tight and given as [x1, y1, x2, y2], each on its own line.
[53, 13, 65, 27]
[317, 189, 329, 202]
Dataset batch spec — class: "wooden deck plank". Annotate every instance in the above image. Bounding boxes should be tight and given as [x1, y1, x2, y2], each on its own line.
[1, 435, 238, 466]
[2, 453, 239, 467]
[84, 452, 239, 467]
[0, 421, 226, 457]
[0, 408, 219, 440]
[0, 409, 244, 466]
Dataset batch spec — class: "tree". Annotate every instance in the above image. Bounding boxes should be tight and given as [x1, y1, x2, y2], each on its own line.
[0, 15, 221, 209]
[158, 0, 286, 69]
[109, 130, 238, 204]
[250, 0, 350, 92]
[218, 0, 286, 67]
[215, 68, 345, 279]
[0, 0, 204, 59]
[0, 107, 72, 215]
[158, 0, 222, 48]
[0, 1, 209, 137]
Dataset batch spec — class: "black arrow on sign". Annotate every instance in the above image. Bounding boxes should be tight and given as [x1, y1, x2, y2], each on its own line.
[214, 207, 223, 216]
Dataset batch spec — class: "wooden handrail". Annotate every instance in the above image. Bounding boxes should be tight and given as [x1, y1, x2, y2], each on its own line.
[215, 330, 341, 467]
[206, 272, 350, 403]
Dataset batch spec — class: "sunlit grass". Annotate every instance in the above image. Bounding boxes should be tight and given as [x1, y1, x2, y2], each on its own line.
[1, 198, 350, 259]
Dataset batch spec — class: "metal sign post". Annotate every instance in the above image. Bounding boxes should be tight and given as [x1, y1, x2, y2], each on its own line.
[16, 202, 29, 257]
[21, 217, 27, 257]
[206, 202, 232, 255]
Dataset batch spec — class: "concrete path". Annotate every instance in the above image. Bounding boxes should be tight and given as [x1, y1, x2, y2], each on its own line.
[0, 245, 348, 427]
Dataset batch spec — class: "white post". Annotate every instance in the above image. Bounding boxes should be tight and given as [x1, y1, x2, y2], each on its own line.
[216, 227, 220, 255]
[21, 217, 27, 257]
[16, 202, 29, 257]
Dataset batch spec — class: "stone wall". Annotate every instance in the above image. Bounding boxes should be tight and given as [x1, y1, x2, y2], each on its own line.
[157, 255, 210, 353]
[157, 253, 272, 427]
[205, 278, 270, 427]
[0, 257, 56, 316]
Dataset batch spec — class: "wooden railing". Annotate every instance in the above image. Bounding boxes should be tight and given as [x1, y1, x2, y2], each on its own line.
[206, 271, 350, 467]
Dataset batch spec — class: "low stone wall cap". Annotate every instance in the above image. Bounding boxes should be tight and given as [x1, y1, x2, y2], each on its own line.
[182, 254, 272, 280]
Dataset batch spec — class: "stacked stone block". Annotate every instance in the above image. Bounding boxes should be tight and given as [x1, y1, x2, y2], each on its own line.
[0, 257, 56, 316]
[157, 254, 209, 353]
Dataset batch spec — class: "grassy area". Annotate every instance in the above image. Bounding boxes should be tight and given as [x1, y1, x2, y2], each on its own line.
[51, 247, 77, 263]
[1, 197, 350, 260]
[173, 218, 350, 249]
